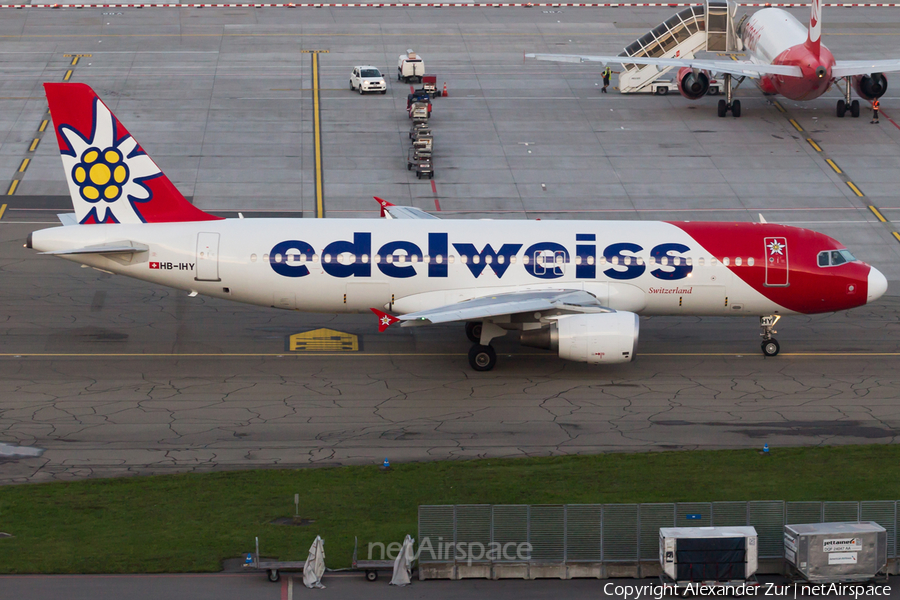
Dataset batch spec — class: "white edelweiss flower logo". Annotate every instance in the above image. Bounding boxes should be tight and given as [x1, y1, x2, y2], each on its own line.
[59, 98, 161, 224]
[767, 241, 784, 256]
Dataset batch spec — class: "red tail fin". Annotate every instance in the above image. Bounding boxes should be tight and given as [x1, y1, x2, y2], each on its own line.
[806, 0, 822, 55]
[44, 83, 221, 225]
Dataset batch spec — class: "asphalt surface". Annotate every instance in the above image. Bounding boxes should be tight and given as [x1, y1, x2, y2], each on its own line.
[2, 5, 900, 483]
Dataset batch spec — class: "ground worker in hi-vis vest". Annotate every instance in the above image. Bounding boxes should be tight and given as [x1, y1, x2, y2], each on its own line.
[872, 98, 880, 124]
[602, 66, 612, 93]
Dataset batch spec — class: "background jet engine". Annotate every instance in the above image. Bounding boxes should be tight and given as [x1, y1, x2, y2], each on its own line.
[677, 67, 711, 100]
[853, 73, 888, 101]
[519, 311, 639, 364]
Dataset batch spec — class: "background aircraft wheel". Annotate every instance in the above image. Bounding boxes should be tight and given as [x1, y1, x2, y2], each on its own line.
[837, 99, 846, 118]
[267, 570, 280, 583]
[365, 570, 378, 582]
[732, 100, 741, 118]
[465, 321, 483, 343]
[761, 339, 780, 357]
[851, 99, 860, 118]
[468, 345, 497, 372]
[717, 99, 727, 118]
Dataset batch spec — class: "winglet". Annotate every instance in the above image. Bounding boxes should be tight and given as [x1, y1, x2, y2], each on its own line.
[370, 308, 400, 332]
[374, 196, 394, 218]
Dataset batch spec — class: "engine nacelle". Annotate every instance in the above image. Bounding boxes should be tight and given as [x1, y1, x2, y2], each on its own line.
[520, 311, 639, 365]
[677, 67, 710, 100]
[853, 73, 888, 101]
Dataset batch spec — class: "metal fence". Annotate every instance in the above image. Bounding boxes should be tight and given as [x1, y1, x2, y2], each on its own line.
[418, 501, 899, 562]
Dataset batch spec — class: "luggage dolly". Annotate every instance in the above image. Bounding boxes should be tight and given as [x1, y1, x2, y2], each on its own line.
[352, 537, 395, 582]
[407, 148, 433, 179]
[244, 536, 307, 583]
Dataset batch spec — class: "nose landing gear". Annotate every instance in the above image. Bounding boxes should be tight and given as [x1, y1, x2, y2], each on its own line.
[759, 315, 781, 357]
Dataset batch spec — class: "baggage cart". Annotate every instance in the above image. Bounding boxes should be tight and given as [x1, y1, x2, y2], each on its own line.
[422, 74, 440, 97]
[409, 123, 431, 140]
[409, 101, 429, 123]
[244, 536, 306, 583]
[351, 537, 395, 582]
[659, 526, 760, 595]
[412, 134, 432, 153]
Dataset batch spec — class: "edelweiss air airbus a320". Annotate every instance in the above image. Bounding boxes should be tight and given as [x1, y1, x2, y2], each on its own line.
[528, 0, 900, 118]
[28, 83, 887, 371]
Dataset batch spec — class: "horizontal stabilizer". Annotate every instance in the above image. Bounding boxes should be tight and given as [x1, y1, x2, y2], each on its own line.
[375, 196, 440, 220]
[40, 240, 149, 256]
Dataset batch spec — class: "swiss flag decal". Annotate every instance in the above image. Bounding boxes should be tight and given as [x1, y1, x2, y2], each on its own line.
[149, 262, 160, 269]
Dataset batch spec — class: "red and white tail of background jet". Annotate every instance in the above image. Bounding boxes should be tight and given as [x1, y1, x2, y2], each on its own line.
[527, 0, 900, 118]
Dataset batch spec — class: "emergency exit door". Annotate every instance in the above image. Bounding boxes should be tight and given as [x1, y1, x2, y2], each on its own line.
[764, 237, 788, 287]
[195, 232, 220, 282]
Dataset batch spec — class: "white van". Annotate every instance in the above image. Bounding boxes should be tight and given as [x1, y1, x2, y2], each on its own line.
[398, 50, 425, 83]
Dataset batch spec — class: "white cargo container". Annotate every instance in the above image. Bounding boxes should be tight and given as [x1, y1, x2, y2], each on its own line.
[398, 50, 425, 83]
[660, 527, 758, 584]
[784, 522, 887, 583]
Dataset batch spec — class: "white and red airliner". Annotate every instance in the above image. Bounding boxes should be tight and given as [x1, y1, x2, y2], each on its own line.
[28, 83, 887, 370]
[527, 0, 900, 118]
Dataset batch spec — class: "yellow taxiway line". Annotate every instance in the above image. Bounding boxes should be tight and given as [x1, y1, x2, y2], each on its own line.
[312, 52, 324, 219]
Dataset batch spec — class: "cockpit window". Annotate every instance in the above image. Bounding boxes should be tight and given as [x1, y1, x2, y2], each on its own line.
[818, 249, 857, 267]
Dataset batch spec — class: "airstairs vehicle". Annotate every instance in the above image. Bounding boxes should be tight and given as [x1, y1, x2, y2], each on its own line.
[617, 0, 744, 107]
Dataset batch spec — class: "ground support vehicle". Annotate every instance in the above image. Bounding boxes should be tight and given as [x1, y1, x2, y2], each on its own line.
[398, 50, 424, 83]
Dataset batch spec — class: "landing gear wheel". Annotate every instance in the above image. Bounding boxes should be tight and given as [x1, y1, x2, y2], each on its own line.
[465, 321, 483, 343]
[732, 99, 741, 118]
[837, 99, 846, 118]
[267, 569, 280, 583]
[717, 99, 727, 118]
[761, 338, 780, 357]
[365, 570, 378, 582]
[851, 99, 860, 118]
[468, 344, 497, 372]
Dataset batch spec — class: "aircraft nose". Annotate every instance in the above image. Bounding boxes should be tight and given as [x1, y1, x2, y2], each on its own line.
[867, 267, 888, 303]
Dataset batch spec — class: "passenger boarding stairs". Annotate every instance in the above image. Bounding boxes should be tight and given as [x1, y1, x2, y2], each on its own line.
[618, 0, 741, 94]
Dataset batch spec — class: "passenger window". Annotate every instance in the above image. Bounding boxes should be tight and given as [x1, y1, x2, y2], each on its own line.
[397, 255, 406, 264]
[362, 254, 369, 264]
[711, 258, 718, 266]
[250, 254, 257, 263]
[735, 257, 742, 266]
[698, 257, 704, 266]
[587, 256, 594, 265]
[723, 257, 730, 266]
[435, 255, 443, 264]
[263, 254, 269, 262]
[748, 257, 754, 267]
[510, 256, 517, 264]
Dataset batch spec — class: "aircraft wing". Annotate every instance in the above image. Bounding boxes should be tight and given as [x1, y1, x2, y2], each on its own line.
[372, 289, 611, 331]
[375, 196, 440, 220]
[40, 241, 149, 256]
[525, 53, 803, 79]
[832, 60, 900, 78]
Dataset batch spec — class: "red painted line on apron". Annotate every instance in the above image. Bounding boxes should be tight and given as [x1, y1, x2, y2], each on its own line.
[877, 107, 900, 131]
[281, 577, 288, 600]
[431, 179, 440, 210]
[409, 85, 414, 93]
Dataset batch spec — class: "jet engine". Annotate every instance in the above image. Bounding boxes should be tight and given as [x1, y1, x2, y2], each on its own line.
[677, 67, 710, 100]
[853, 73, 888, 101]
[519, 311, 639, 364]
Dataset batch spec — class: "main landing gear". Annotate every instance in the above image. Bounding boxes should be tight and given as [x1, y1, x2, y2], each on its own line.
[836, 76, 861, 118]
[759, 315, 781, 357]
[465, 321, 505, 371]
[716, 73, 742, 118]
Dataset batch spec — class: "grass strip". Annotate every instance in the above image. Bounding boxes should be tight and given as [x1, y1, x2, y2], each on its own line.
[1, 444, 899, 574]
